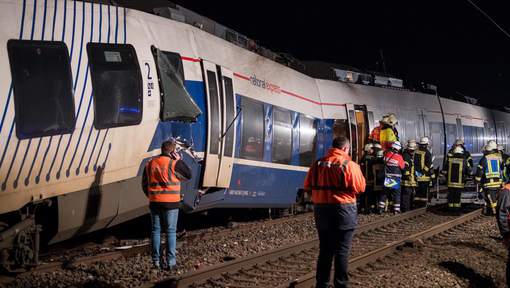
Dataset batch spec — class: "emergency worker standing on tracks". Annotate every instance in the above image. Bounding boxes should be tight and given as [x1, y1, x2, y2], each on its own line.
[414, 137, 435, 207]
[304, 136, 366, 288]
[142, 139, 192, 270]
[476, 140, 502, 215]
[497, 166, 510, 288]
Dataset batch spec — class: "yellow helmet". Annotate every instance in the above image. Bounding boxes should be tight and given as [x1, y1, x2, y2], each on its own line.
[386, 113, 398, 127]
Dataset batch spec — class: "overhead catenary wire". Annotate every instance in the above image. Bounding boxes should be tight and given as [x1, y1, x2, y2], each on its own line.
[465, 0, 510, 40]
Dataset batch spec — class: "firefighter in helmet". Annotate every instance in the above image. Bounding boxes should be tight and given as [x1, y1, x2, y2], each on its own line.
[476, 140, 503, 215]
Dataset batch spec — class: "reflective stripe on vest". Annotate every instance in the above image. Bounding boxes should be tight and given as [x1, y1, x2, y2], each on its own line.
[146, 156, 181, 203]
[485, 155, 501, 179]
[311, 160, 349, 192]
[448, 157, 464, 188]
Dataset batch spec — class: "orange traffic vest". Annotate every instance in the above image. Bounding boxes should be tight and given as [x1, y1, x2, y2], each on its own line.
[145, 156, 181, 203]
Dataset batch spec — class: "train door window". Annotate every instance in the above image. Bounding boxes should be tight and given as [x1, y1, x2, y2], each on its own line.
[497, 122, 506, 148]
[206, 70, 220, 154]
[404, 120, 417, 143]
[429, 122, 444, 157]
[152, 47, 201, 121]
[223, 76, 235, 157]
[87, 43, 142, 129]
[476, 127, 485, 153]
[272, 108, 293, 164]
[445, 123, 457, 150]
[240, 98, 264, 161]
[484, 122, 496, 141]
[333, 119, 349, 139]
[299, 115, 316, 167]
[463, 126, 475, 153]
[7, 40, 75, 139]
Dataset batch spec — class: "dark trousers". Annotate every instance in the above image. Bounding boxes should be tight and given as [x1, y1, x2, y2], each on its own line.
[401, 186, 414, 212]
[359, 186, 375, 213]
[484, 188, 499, 215]
[415, 181, 430, 207]
[507, 250, 510, 288]
[379, 187, 401, 212]
[314, 204, 356, 288]
[447, 187, 462, 209]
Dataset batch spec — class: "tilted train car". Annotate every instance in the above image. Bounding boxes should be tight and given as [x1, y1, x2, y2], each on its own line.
[0, 0, 508, 268]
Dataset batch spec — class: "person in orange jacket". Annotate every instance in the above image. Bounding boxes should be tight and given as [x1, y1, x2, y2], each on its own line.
[369, 114, 399, 150]
[304, 136, 366, 288]
[142, 139, 192, 270]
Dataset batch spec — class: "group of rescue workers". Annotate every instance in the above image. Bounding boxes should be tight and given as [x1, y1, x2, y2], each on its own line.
[359, 113, 510, 216]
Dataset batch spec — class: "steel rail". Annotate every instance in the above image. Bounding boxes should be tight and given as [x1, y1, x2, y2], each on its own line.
[289, 208, 482, 288]
[151, 207, 430, 288]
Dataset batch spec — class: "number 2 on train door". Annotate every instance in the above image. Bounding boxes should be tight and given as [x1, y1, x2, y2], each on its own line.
[201, 60, 237, 188]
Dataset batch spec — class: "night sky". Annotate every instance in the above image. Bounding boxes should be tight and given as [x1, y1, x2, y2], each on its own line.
[148, 1, 510, 108]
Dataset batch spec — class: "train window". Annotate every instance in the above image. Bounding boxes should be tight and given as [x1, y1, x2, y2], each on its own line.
[240, 98, 264, 161]
[299, 115, 317, 167]
[272, 108, 293, 164]
[87, 43, 142, 129]
[152, 47, 201, 121]
[223, 76, 235, 157]
[7, 40, 75, 139]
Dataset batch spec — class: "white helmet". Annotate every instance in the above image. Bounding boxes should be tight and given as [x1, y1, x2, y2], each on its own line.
[485, 140, 497, 151]
[364, 143, 374, 152]
[454, 138, 464, 146]
[386, 113, 398, 127]
[380, 115, 390, 125]
[419, 136, 430, 145]
[407, 139, 417, 150]
[452, 146, 464, 154]
[497, 144, 505, 152]
[391, 141, 402, 151]
[373, 143, 382, 150]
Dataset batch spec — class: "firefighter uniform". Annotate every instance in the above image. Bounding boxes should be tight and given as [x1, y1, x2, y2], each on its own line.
[379, 142, 405, 214]
[372, 149, 385, 213]
[476, 147, 503, 215]
[360, 145, 375, 213]
[447, 146, 473, 170]
[304, 143, 366, 288]
[496, 183, 510, 288]
[368, 114, 399, 151]
[414, 138, 435, 207]
[402, 145, 417, 212]
[444, 149, 470, 211]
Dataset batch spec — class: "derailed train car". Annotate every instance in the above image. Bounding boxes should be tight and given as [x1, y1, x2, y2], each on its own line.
[0, 0, 509, 268]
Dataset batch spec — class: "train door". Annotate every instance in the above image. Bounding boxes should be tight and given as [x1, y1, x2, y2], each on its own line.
[347, 104, 369, 163]
[201, 60, 237, 188]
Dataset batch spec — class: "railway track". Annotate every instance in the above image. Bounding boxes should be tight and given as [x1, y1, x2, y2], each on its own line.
[152, 207, 482, 288]
[28, 212, 315, 274]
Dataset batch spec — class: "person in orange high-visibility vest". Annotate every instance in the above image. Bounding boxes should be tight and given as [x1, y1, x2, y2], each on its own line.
[142, 139, 192, 270]
[304, 136, 366, 288]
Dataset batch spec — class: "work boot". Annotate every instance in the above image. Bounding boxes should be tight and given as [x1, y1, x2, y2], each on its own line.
[152, 261, 161, 270]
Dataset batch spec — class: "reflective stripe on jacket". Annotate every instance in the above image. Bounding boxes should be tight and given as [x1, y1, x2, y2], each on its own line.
[402, 150, 417, 187]
[446, 154, 469, 188]
[384, 151, 404, 178]
[146, 155, 181, 203]
[475, 152, 503, 188]
[304, 148, 366, 205]
[414, 148, 434, 182]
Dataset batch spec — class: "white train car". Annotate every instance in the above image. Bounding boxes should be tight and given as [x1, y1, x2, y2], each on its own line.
[0, 0, 507, 268]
